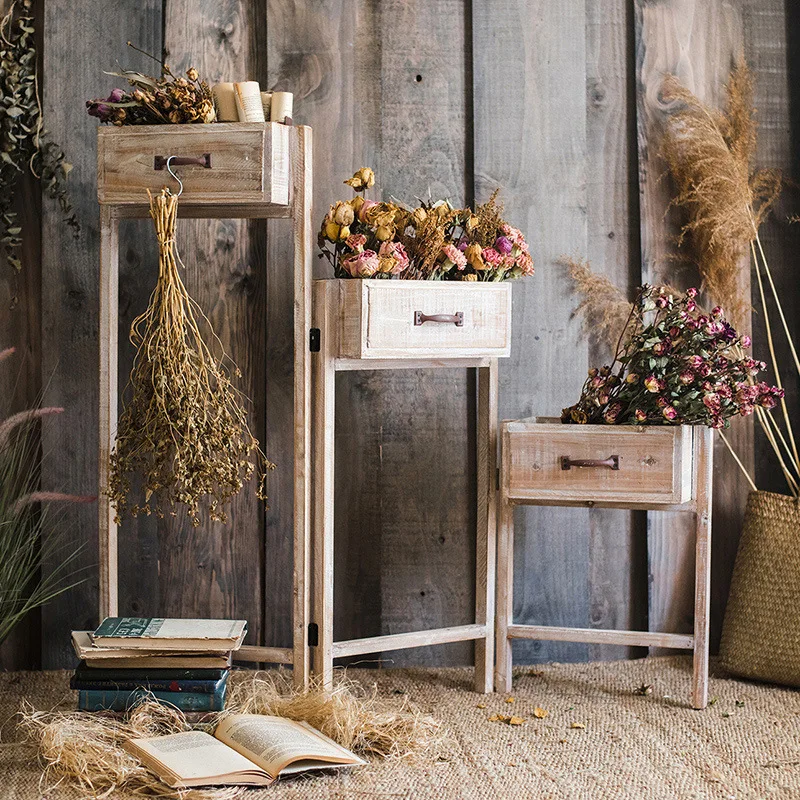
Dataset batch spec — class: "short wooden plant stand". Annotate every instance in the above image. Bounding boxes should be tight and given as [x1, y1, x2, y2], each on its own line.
[496, 419, 713, 709]
[312, 278, 512, 691]
[97, 123, 313, 688]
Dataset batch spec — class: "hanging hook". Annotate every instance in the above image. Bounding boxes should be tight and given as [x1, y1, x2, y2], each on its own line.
[166, 155, 184, 197]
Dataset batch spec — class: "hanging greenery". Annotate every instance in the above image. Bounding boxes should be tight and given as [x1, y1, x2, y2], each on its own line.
[108, 189, 273, 527]
[0, 0, 78, 274]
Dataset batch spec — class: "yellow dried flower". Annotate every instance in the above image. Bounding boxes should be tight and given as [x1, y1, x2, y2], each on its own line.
[465, 214, 479, 232]
[186, 67, 199, 81]
[350, 195, 365, 216]
[332, 201, 354, 226]
[325, 222, 340, 241]
[338, 225, 351, 241]
[466, 242, 485, 269]
[344, 167, 375, 192]
[463, 273, 478, 281]
[376, 226, 393, 241]
[412, 207, 428, 226]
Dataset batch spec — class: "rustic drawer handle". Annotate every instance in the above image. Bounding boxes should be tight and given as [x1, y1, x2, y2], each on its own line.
[153, 154, 212, 170]
[560, 455, 619, 471]
[414, 311, 464, 327]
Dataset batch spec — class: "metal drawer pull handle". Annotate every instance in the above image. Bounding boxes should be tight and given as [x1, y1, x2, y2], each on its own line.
[154, 153, 212, 170]
[414, 311, 464, 327]
[560, 455, 619, 471]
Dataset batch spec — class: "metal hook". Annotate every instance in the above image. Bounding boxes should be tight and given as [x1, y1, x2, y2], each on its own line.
[165, 155, 184, 197]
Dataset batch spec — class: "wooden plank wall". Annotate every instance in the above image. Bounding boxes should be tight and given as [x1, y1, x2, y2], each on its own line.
[1, 0, 797, 668]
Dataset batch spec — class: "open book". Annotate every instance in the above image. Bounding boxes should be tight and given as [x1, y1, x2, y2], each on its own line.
[123, 714, 366, 788]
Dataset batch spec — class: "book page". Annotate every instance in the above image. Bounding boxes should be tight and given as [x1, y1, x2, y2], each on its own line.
[125, 731, 271, 787]
[215, 715, 364, 776]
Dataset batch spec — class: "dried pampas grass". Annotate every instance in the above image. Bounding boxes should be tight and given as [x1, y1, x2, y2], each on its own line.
[561, 256, 634, 353]
[18, 671, 443, 799]
[661, 59, 781, 327]
[19, 698, 236, 800]
[225, 671, 444, 760]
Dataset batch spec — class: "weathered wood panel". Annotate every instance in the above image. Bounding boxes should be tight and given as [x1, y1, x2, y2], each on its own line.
[586, 0, 648, 660]
[635, 0, 752, 650]
[155, 0, 266, 642]
[474, 0, 591, 664]
[39, 0, 162, 667]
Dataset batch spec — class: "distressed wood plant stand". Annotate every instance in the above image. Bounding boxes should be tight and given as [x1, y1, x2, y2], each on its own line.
[312, 279, 512, 692]
[97, 123, 313, 688]
[496, 420, 714, 709]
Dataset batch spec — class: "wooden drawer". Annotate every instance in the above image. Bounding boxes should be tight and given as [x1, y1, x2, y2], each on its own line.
[97, 123, 290, 207]
[502, 420, 695, 505]
[328, 279, 512, 359]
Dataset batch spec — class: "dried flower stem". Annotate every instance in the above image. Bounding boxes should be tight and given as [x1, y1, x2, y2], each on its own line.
[718, 430, 757, 492]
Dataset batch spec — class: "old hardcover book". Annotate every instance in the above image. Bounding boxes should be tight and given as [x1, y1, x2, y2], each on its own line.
[78, 683, 227, 712]
[73, 662, 227, 682]
[72, 632, 232, 669]
[71, 670, 229, 694]
[124, 715, 366, 788]
[92, 618, 247, 651]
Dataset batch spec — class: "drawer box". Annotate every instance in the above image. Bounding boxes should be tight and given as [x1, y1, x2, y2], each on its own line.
[502, 420, 695, 505]
[323, 279, 512, 360]
[97, 123, 290, 207]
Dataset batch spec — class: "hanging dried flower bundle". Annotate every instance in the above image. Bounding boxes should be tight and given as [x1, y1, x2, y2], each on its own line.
[108, 189, 272, 527]
[318, 168, 534, 281]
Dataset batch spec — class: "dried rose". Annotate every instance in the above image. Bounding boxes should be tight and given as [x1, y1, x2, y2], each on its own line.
[342, 249, 379, 278]
[344, 167, 375, 192]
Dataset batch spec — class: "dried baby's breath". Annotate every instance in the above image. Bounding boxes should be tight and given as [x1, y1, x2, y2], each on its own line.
[108, 189, 273, 526]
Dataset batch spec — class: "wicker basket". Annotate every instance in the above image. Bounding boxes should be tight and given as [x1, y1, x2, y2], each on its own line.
[720, 490, 800, 686]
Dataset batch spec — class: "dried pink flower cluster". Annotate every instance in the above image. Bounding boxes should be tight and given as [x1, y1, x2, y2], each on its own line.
[562, 286, 782, 429]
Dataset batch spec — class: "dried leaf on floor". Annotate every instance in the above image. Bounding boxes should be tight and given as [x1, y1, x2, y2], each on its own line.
[476, 703, 486, 709]
[505, 697, 515, 704]
[634, 684, 653, 696]
[570, 722, 586, 730]
[533, 707, 549, 719]
[488, 713, 525, 726]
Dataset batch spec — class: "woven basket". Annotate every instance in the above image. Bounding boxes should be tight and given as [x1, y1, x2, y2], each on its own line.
[720, 490, 800, 687]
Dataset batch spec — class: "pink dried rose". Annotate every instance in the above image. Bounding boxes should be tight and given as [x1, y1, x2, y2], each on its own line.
[378, 240, 410, 275]
[662, 405, 678, 421]
[357, 199, 379, 223]
[442, 243, 468, 270]
[342, 249, 379, 278]
[346, 233, 367, 251]
[634, 409, 647, 422]
[644, 375, 664, 393]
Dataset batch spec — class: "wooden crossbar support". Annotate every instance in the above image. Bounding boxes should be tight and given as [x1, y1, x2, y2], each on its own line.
[97, 124, 313, 689]
[332, 624, 488, 659]
[496, 423, 714, 709]
[506, 625, 693, 650]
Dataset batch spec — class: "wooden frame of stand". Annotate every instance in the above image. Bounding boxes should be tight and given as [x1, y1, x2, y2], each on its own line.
[97, 123, 313, 688]
[495, 420, 714, 709]
[311, 278, 510, 693]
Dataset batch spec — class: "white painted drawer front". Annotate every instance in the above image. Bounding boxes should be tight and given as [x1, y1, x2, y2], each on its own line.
[503, 422, 694, 505]
[360, 281, 511, 358]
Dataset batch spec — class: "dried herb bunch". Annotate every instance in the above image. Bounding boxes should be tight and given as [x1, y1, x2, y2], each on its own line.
[108, 189, 272, 527]
[86, 43, 215, 125]
[562, 285, 782, 428]
[318, 168, 533, 281]
[0, 0, 78, 273]
[662, 60, 780, 326]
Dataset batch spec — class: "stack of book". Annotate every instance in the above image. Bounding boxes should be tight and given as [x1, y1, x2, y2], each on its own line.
[70, 617, 247, 712]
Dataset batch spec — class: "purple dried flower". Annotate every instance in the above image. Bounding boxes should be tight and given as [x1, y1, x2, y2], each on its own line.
[494, 235, 513, 254]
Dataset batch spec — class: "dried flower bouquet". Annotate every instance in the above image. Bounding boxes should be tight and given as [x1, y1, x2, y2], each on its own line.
[86, 44, 215, 125]
[562, 285, 782, 429]
[318, 168, 533, 281]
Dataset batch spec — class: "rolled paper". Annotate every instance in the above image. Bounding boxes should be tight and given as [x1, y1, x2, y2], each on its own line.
[270, 91, 293, 124]
[212, 82, 238, 122]
[260, 91, 272, 120]
[234, 81, 266, 123]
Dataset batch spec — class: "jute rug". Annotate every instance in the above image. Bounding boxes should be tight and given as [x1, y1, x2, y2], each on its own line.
[1, 656, 799, 799]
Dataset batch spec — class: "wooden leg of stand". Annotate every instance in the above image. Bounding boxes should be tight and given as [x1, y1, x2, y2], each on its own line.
[98, 206, 119, 621]
[474, 361, 498, 693]
[312, 281, 335, 690]
[292, 126, 313, 690]
[692, 427, 713, 709]
[495, 495, 514, 694]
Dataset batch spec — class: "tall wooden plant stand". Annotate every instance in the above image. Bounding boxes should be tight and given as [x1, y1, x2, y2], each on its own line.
[312, 279, 512, 692]
[96, 123, 313, 688]
[496, 420, 713, 709]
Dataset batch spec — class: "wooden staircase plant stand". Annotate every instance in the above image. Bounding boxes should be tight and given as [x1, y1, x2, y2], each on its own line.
[495, 419, 714, 709]
[97, 123, 313, 688]
[311, 278, 512, 692]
